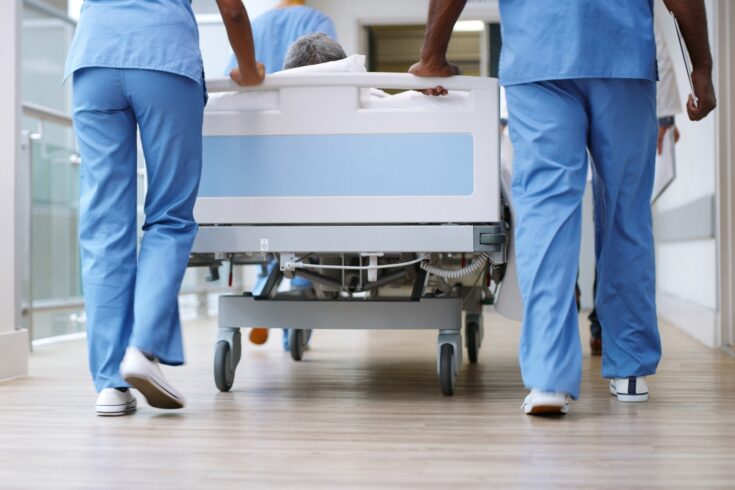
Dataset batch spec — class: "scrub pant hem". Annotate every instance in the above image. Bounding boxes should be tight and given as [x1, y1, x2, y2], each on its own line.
[603, 370, 656, 380]
[95, 380, 131, 393]
[523, 381, 580, 401]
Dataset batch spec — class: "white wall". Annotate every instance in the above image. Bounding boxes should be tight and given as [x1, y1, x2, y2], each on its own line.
[1, 0, 29, 381]
[68, 0, 82, 19]
[198, 21, 234, 77]
[652, 0, 720, 346]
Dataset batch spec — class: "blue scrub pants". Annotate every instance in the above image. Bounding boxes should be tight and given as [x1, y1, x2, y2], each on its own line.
[72, 68, 205, 392]
[505, 79, 661, 399]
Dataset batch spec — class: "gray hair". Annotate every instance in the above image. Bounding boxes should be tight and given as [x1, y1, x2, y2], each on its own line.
[283, 32, 347, 70]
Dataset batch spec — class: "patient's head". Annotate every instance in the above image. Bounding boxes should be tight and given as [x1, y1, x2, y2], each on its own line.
[283, 33, 347, 70]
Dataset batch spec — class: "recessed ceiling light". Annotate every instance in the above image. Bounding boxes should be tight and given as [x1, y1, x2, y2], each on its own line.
[453, 20, 485, 32]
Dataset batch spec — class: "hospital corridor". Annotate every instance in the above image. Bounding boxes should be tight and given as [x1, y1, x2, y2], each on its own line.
[1, 1, 735, 489]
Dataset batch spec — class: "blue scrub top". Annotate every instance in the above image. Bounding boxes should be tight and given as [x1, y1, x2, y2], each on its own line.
[64, 0, 203, 83]
[224, 6, 337, 75]
[498, 0, 657, 86]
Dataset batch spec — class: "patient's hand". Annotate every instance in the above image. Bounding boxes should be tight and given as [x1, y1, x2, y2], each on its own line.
[408, 60, 460, 96]
[230, 62, 266, 86]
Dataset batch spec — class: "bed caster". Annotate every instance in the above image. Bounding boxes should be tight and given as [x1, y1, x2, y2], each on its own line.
[465, 314, 484, 364]
[437, 331, 462, 396]
[439, 344, 457, 395]
[214, 328, 241, 392]
[289, 329, 306, 361]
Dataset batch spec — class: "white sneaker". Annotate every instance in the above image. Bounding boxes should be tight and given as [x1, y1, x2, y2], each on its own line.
[96, 388, 137, 417]
[609, 376, 649, 402]
[521, 389, 570, 415]
[120, 347, 185, 409]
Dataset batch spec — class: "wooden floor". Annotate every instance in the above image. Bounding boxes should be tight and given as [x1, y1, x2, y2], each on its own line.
[1, 311, 734, 489]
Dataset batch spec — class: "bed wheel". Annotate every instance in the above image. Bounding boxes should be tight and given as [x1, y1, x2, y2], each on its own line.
[214, 341, 236, 392]
[439, 343, 457, 396]
[465, 314, 484, 364]
[289, 329, 305, 361]
[466, 322, 480, 364]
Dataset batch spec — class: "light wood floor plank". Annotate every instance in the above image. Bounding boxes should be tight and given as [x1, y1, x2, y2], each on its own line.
[1, 311, 734, 489]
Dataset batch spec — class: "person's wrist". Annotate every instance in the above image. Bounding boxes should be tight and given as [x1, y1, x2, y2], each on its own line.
[692, 60, 713, 73]
[240, 64, 259, 78]
[418, 51, 449, 70]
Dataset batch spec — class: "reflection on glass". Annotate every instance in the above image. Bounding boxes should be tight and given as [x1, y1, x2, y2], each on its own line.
[32, 309, 86, 340]
[21, 3, 75, 113]
[31, 135, 81, 302]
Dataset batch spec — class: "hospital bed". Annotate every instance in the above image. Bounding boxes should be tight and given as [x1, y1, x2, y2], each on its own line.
[189, 72, 508, 396]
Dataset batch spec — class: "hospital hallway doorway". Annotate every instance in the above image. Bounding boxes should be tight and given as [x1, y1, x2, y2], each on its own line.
[2, 310, 734, 489]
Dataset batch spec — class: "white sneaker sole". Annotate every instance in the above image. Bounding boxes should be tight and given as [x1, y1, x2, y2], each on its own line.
[609, 384, 649, 403]
[522, 393, 570, 415]
[123, 373, 184, 410]
[96, 399, 137, 417]
[524, 403, 570, 415]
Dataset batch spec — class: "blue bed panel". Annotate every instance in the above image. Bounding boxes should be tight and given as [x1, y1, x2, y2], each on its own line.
[199, 133, 474, 197]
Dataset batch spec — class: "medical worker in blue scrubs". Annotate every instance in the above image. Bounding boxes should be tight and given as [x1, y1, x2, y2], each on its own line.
[225, 0, 336, 351]
[411, 0, 716, 415]
[224, 0, 336, 76]
[65, 0, 265, 416]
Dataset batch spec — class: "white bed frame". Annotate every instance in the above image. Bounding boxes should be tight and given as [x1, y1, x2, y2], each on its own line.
[191, 73, 506, 397]
[195, 72, 500, 225]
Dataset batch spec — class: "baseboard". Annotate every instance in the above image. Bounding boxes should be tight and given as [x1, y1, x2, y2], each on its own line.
[657, 291, 719, 348]
[32, 331, 85, 348]
[0, 329, 29, 382]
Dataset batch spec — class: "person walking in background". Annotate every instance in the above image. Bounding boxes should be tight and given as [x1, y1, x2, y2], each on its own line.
[225, 0, 337, 76]
[224, 0, 337, 350]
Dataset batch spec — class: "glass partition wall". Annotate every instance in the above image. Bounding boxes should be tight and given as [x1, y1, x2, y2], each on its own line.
[21, 0, 82, 341]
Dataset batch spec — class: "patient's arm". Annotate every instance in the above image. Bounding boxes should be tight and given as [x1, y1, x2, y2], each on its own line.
[409, 0, 466, 95]
[216, 0, 265, 86]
